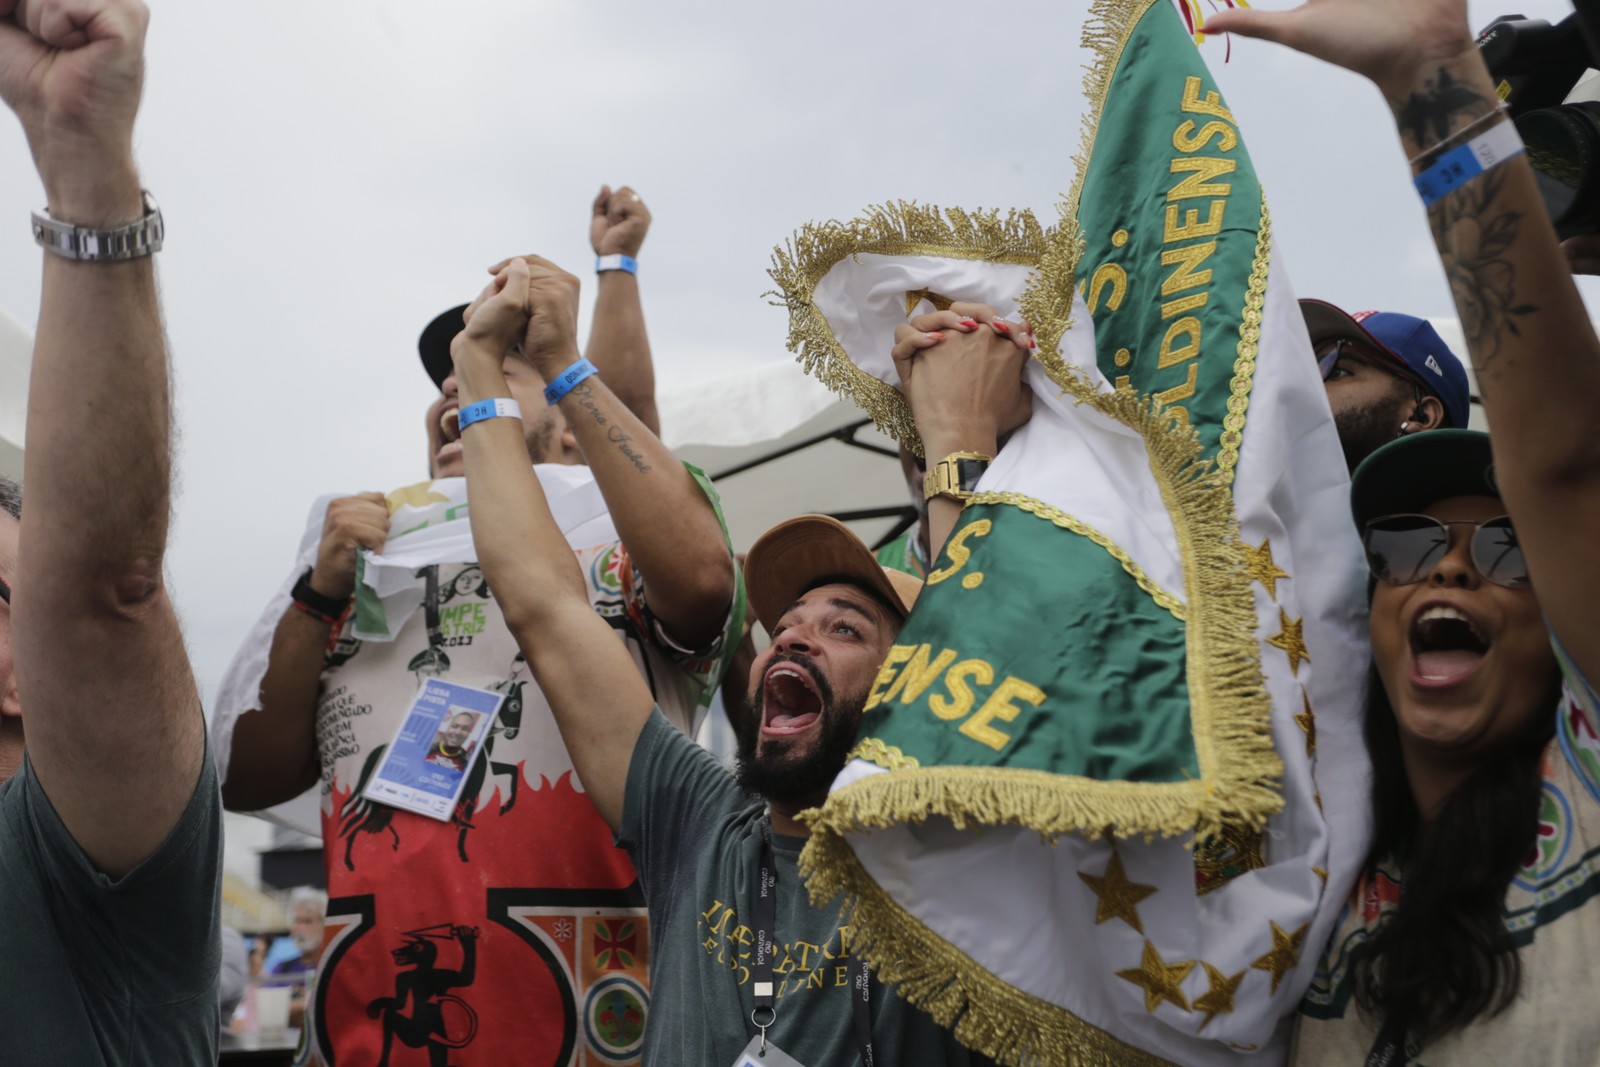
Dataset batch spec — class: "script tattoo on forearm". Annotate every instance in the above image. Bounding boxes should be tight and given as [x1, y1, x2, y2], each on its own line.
[1399, 67, 1537, 395]
[569, 382, 652, 474]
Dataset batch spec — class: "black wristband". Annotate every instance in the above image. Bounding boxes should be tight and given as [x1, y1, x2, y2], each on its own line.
[291, 567, 349, 625]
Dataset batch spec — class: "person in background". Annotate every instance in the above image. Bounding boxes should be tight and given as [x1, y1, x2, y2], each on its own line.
[0, 0, 223, 1060]
[271, 887, 327, 1029]
[1299, 300, 1471, 471]
[1209, 0, 1600, 1060]
[213, 189, 740, 1064]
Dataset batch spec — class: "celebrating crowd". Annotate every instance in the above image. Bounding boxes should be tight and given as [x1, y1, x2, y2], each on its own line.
[0, 0, 1597, 1064]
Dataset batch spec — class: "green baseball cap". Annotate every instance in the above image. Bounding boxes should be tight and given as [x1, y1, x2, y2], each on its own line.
[1349, 429, 1499, 531]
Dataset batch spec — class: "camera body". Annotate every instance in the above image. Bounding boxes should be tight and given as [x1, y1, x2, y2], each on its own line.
[1480, 3, 1600, 236]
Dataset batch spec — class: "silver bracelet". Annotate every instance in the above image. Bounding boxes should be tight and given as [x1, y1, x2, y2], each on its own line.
[31, 189, 164, 261]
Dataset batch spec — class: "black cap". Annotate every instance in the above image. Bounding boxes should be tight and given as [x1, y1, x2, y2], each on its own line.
[418, 304, 469, 390]
[1349, 429, 1499, 531]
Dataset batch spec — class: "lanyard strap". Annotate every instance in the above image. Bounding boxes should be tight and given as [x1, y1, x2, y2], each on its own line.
[1365, 1015, 1409, 1067]
[751, 819, 875, 1065]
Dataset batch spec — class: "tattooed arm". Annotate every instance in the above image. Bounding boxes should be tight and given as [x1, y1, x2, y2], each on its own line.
[485, 257, 734, 651]
[1209, 0, 1600, 682]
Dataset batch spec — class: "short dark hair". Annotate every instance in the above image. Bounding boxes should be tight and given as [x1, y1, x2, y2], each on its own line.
[0, 476, 19, 520]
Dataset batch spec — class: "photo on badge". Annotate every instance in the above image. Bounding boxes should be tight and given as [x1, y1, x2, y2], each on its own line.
[362, 677, 506, 821]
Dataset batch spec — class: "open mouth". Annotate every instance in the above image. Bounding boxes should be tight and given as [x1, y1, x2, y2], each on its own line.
[1410, 604, 1489, 687]
[761, 662, 822, 737]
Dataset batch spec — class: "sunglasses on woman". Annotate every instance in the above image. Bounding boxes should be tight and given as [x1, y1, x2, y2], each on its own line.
[1362, 513, 1529, 589]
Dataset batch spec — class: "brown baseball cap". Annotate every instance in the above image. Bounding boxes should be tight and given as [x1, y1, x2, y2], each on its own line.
[744, 515, 922, 635]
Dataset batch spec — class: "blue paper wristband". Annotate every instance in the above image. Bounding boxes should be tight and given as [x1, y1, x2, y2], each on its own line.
[543, 358, 599, 405]
[1414, 121, 1524, 207]
[457, 397, 522, 431]
[595, 254, 638, 275]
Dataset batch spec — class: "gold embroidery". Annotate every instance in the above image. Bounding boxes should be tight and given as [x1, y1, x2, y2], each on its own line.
[1193, 821, 1267, 896]
[1194, 962, 1246, 1032]
[1241, 538, 1289, 600]
[1215, 202, 1271, 484]
[1116, 941, 1195, 1014]
[1312, 866, 1329, 885]
[848, 736, 921, 772]
[1267, 608, 1310, 676]
[767, 201, 1047, 457]
[1250, 920, 1308, 994]
[1078, 851, 1159, 934]
[1295, 689, 1317, 758]
[905, 287, 957, 315]
[966, 491, 1186, 622]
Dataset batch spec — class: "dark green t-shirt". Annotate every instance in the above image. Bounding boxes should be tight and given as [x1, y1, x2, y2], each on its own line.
[619, 709, 993, 1066]
[0, 738, 222, 1065]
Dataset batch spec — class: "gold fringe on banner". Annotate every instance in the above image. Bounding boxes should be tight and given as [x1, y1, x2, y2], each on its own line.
[765, 201, 1046, 457]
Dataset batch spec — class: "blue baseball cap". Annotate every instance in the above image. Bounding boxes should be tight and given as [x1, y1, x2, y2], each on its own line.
[1300, 300, 1471, 429]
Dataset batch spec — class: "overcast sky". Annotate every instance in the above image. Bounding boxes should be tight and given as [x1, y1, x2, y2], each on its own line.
[0, 0, 1593, 706]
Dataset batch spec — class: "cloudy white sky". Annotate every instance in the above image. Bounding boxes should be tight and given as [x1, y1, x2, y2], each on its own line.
[1, 0, 1595, 709]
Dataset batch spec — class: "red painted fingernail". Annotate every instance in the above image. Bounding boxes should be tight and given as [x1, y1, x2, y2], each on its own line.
[991, 320, 1012, 335]
[959, 318, 980, 329]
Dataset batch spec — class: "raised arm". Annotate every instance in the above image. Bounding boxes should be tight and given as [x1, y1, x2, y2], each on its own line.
[485, 246, 735, 651]
[222, 493, 390, 811]
[891, 303, 1034, 557]
[1208, 0, 1600, 687]
[453, 257, 655, 831]
[586, 184, 661, 435]
[3, 0, 204, 877]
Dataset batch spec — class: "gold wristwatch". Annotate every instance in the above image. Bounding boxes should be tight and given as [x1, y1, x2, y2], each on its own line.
[922, 452, 992, 502]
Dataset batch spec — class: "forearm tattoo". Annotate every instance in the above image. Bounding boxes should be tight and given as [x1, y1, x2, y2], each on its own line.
[1400, 68, 1537, 393]
[570, 382, 653, 474]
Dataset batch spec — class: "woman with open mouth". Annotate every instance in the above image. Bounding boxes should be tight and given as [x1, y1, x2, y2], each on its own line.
[1204, 0, 1600, 1062]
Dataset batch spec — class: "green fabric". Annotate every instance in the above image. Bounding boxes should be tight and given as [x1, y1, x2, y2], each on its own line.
[618, 711, 993, 1066]
[1077, 0, 1263, 462]
[876, 529, 927, 579]
[685, 461, 748, 707]
[0, 738, 221, 1064]
[858, 502, 1196, 780]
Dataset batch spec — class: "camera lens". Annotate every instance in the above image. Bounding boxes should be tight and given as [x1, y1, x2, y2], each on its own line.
[1518, 102, 1600, 236]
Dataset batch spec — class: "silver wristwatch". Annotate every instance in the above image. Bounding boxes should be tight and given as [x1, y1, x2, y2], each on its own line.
[31, 189, 164, 261]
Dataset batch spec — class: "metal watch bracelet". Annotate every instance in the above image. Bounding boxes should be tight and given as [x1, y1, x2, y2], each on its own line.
[31, 189, 164, 261]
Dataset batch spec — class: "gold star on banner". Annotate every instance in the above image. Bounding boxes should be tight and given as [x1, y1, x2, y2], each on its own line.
[1267, 608, 1310, 676]
[386, 482, 449, 513]
[1194, 962, 1246, 1032]
[1078, 851, 1159, 934]
[1312, 866, 1329, 885]
[904, 288, 956, 315]
[1295, 689, 1317, 758]
[1194, 823, 1268, 895]
[1251, 921, 1309, 994]
[1116, 941, 1195, 1014]
[1242, 538, 1290, 599]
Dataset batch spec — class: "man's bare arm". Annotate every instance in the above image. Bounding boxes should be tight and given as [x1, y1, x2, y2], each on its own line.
[585, 184, 661, 435]
[454, 258, 654, 831]
[4, 0, 203, 878]
[223, 493, 388, 811]
[1209, 0, 1600, 687]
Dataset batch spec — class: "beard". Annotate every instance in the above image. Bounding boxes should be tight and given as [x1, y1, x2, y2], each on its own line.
[734, 652, 867, 807]
[1334, 389, 1415, 471]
